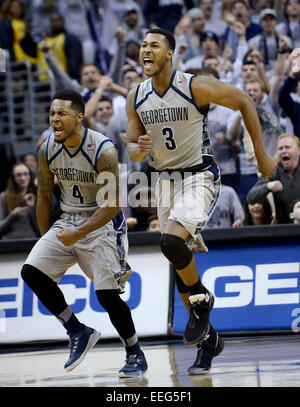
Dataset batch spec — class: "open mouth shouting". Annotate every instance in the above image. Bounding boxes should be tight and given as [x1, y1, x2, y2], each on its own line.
[53, 125, 64, 137]
[143, 55, 154, 73]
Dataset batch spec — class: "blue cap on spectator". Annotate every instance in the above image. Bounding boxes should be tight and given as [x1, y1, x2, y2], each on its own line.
[200, 31, 219, 45]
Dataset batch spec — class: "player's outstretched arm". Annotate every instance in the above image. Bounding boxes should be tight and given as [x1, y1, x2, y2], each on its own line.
[126, 88, 152, 162]
[192, 75, 277, 179]
[37, 142, 55, 235]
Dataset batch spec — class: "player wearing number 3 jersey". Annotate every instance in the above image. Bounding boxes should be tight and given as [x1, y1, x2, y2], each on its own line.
[21, 89, 147, 378]
[126, 28, 277, 374]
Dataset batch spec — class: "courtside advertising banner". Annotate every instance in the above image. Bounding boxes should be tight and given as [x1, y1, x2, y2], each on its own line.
[0, 246, 170, 343]
[173, 240, 300, 334]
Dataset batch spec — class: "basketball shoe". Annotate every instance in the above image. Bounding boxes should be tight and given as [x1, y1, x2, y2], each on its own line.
[64, 326, 101, 372]
[184, 291, 214, 346]
[119, 351, 148, 378]
[188, 328, 224, 375]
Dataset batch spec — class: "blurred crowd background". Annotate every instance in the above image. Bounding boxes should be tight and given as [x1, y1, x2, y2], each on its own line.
[0, 0, 300, 240]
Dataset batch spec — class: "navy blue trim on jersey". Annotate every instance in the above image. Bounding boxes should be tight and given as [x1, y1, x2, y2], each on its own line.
[45, 133, 51, 165]
[135, 83, 153, 110]
[62, 128, 88, 158]
[94, 139, 114, 169]
[47, 135, 64, 166]
[112, 211, 126, 248]
[80, 148, 96, 173]
[112, 211, 126, 232]
[207, 162, 220, 182]
[170, 83, 194, 105]
[152, 69, 176, 99]
[189, 76, 209, 116]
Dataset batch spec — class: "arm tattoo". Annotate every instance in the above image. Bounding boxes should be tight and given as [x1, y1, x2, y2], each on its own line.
[96, 146, 120, 208]
[37, 142, 54, 200]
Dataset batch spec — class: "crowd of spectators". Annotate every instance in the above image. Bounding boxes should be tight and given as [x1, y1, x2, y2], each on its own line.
[0, 0, 300, 238]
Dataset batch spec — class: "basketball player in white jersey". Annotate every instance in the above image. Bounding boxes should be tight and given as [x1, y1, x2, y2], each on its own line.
[126, 28, 277, 374]
[21, 90, 147, 377]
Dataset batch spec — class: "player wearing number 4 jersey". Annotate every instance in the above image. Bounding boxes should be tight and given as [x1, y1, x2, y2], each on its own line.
[126, 28, 277, 374]
[21, 89, 147, 378]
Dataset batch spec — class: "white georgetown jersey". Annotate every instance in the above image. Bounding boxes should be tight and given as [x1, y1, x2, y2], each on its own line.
[134, 70, 213, 171]
[46, 128, 114, 213]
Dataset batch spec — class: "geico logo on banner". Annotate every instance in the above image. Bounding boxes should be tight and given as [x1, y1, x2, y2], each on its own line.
[0, 262, 299, 319]
[201, 262, 299, 307]
[0, 272, 142, 318]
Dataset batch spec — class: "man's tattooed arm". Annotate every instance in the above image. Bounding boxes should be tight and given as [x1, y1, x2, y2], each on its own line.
[37, 142, 55, 235]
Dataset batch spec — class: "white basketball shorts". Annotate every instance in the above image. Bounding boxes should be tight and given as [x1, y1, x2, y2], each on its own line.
[25, 212, 127, 290]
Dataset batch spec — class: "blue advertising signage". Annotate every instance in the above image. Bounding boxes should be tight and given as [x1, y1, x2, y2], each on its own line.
[172, 240, 300, 334]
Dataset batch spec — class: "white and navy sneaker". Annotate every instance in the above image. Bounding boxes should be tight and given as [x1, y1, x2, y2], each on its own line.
[188, 333, 224, 375]
[119, 352, 148, 378]
[184, 292, 214, 346]
[64, 326, 101, 372]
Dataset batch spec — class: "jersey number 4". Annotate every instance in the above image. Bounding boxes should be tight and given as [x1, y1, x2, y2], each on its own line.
[162, 127, 177, 151]
[72, 184, 84, 204]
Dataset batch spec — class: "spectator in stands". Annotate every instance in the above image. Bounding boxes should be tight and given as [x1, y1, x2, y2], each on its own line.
[146, 214, 160, 232]
[174, 8, 206, 63]
[225, 0, 262, 61]
[243, 196, 275, 225]
[247, 133, 300, 223]
[276, 0, 300, 49]
[122, 39, 143, 77]
[23, 152, 38, 185]
[226, 109, 258, 207]
[199, 66, 238, 190]
[227, 76, 282, 205]
[56, 0, 95, 64]
[202, 54, 236, 83]
[244, 77, 282, 157]
[278, 51, 300, 139]
[0, 0, 37, 64]
[251, 0, 275, 24]
[268, 35, 293, 107]
[30, 0, 58, 43]
[99, 0, 145, 55]
[0, 162, 40, 239]
[85, 95, 114, 136]
[143, 0, 189, 33]
[199, 0, 227, 37]
[249, 8, 290, 75]
[37, 39, 127, 122]
[112, 67, 141, 116]
[180, 31, 221, 71]
[37, 12, 83, 82]
[235, 53, 270, 93]
[289, 198, 300, 223]
[109, 5, 147, 61]
[205, 183, 245, 228]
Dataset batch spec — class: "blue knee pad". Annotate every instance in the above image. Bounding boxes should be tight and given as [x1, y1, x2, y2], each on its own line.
[160, 233, 193, 270]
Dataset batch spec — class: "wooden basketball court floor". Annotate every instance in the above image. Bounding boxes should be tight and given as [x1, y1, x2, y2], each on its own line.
[0, 334, 300, 388]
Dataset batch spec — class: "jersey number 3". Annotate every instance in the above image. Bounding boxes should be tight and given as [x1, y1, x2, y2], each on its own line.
[162, 127, 177, 151]
[72, 184, 84, 204]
